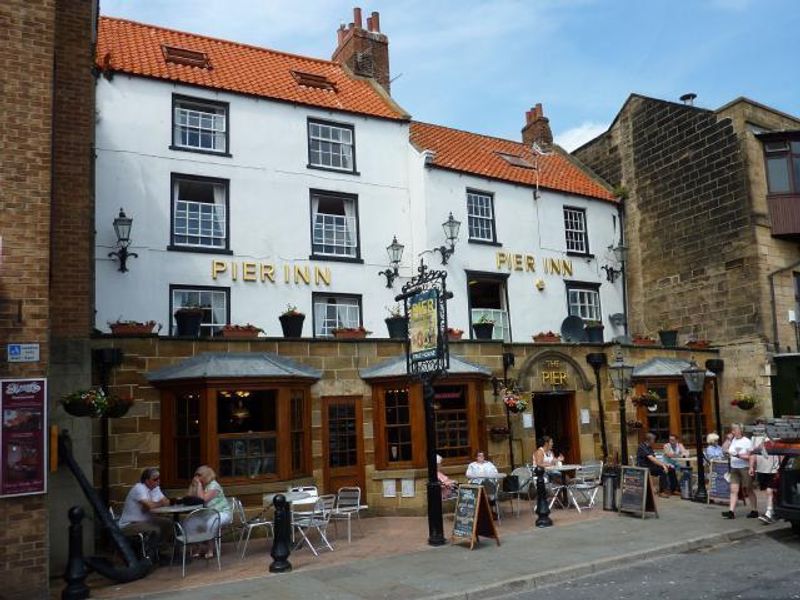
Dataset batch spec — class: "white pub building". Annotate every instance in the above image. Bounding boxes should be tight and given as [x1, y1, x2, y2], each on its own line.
[88, 10, 696, 514]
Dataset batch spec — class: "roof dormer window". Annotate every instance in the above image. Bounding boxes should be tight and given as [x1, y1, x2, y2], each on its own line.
[162, 45, 210, 69]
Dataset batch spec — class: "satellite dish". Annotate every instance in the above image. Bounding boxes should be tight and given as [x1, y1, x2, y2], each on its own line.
[560, 316, 587, 343]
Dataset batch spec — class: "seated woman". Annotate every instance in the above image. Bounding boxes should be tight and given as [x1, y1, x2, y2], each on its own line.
[465, 450, 498, 484]
[185, 465, 232, 558]
[437, 454, 458, 500]
[660, 433, 685, 494]
[704, 432, 725, 462]
[533, 436, 564, 468]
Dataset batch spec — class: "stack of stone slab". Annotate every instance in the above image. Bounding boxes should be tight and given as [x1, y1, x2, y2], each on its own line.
[747, 417, 800, 441]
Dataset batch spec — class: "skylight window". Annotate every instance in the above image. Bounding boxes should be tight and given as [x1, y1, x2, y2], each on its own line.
[496, 152, 535, 169]
[292, 71, 337, 92]
[162, 45, 210, 69]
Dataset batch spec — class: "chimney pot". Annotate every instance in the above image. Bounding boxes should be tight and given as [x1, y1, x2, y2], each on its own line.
[371, 11, 380, 32]
[353, 7, 363, 29]
[366, 16, 373, 31]
[522, 102, 553, 147]
[680, 92, 697, 106]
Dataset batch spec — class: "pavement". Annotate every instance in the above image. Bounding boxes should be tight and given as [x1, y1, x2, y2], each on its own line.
[79, 494, 790, 600]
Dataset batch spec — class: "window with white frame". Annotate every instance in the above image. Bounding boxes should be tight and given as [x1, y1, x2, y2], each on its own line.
[467, 190, 496, 242]
[172, 175, 228, 250]
[172, 96, 228, 153]
[566, 282, 601, 322]
[308, 119, 355, 172]
[311, 191, 359, 259]
[563, 207, 588, 254]
[171, 287, 228, 336]
[313, 294, 361, 337]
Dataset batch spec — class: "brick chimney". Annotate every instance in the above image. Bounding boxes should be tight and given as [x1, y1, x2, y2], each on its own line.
[521, 103, 553, 148]
[332, 7, 391, 94]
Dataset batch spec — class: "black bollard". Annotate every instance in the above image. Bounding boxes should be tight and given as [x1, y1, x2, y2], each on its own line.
[62, 506, 90, 600]
[534, 466, 553, 528]
[269, 494, 292, 573]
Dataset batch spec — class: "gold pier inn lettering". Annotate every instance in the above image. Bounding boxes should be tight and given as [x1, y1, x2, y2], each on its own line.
[495, 252, 573, 276]
[211, 260, 331, 286]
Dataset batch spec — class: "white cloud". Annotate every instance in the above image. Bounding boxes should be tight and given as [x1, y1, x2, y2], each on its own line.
[555, 122, 608, 152]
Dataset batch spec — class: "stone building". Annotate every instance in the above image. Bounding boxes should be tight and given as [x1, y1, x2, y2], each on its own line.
[573, 94, 800, 422]
[0, 0, 97, 596]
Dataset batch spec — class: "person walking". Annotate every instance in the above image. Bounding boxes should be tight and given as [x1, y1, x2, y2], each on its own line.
[751, 430, 780, 524]
[722, 423, 758, 519]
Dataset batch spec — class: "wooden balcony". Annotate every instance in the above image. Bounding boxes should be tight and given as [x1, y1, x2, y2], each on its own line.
[768, 194, 800, 238]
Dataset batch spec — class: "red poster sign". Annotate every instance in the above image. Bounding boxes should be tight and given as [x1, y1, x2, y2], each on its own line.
[1, 378, 47, 497]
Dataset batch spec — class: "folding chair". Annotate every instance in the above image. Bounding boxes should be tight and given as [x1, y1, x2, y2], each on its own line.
[568, 462, 603, 512]
[172, 508, 221, 577]
[331, 487, 366, 543]
[545, 471, 567, 510]
[293, 495, 335, 556]
[234, 498, 274, 559]
[109, 506, 148, 561]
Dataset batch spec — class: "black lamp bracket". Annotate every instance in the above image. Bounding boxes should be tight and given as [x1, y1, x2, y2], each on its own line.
[378, 266, 399, 288]
[108, 246, 138, 273]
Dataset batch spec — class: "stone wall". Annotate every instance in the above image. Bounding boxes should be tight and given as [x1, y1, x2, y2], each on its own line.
[92, 336, 718, 515]
[573, 95, 794, 415]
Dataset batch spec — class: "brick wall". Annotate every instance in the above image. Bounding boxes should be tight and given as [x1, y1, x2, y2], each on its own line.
[0, 1, 56, 596]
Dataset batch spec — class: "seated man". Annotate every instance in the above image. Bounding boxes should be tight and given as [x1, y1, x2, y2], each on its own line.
[118, 467, 172, 563]
[661, 433, 686, 495]
[636, 433, 674, 498]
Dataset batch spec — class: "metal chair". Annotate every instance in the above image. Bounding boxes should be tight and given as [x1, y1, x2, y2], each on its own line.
[234, 498, 274, 559]
[544, 470, 567, 510]
[331, 486, 366, 543]
[172, 508, 221, 577]
[109, 506, 148, 560]
[568, 461, 603, 512]
[292, 495, 335, 556]
[480, 479, 502, 523]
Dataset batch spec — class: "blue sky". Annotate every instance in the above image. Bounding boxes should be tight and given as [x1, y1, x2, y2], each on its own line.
[100, 0, 799, 150]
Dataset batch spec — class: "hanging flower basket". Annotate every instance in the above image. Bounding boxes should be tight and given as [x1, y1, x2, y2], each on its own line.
[489, 426, 511, 441]
[731, 391, 759, 411]
[503, 391, 528, 413]
[633, 390, 661, 412]
[61, 387, 131, 418]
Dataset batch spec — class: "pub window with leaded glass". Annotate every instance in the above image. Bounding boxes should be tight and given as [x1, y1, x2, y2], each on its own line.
[385, 388, 412, 463]
[327, 402, 357, 468]
[174, 391, 201, 481]
[290, 390, 306, 475]
[679, 384, 706, 446]
[434, 385, 470, 459]
[217, 389, 277, 478]
[644, 386, 670, 444]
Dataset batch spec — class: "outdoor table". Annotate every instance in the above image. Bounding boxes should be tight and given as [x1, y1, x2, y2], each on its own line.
[545, 464, 581, 507]
[151, 504, 198, 520]
[262, 490, 314, 509]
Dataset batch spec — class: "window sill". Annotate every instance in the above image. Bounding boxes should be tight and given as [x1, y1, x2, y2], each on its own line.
[566, 251, 595, 259]
[309, 254, 364, 264]
[468, 239, 502, 247]
[167, 245, 233, 255]
[169, 145, 232, 158]
[306, 164, 360, 176]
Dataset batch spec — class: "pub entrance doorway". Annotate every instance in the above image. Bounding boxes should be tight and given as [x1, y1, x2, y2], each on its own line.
[322, 396, 365, 494]
[532, 392, 579, 465]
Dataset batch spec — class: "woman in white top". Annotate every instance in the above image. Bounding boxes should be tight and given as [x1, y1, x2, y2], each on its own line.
[465, 451, 498, 484]
[533, 436, 564, 468]
[722, 423, 758, 519]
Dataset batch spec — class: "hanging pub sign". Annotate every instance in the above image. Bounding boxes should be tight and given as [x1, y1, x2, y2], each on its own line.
[409, 288, 439, 364]
[1, 378, 47, 497]
[397, 260, 451, 377]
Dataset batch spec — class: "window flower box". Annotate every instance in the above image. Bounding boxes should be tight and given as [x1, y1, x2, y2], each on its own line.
[108, 320, 158, 336]
[221, 324, 263, 339]
[447, 328, 464, 342]
[533, 331, 561, 343]
[686, 339, 711, 350]
[332, 327, 371, 339]
[632, 335, 657, 346]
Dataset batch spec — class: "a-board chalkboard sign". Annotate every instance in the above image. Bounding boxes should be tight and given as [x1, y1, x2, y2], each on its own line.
[451, 484, 500, 549]
[707, 459, 730, 503]
[619, 466, 658, 519]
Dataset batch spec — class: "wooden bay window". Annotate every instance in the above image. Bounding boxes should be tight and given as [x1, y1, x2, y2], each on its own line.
[633, 378, 714, 448]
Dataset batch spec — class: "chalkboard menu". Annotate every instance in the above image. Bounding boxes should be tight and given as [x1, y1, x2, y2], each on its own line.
[707, 460, 730, 503]
[451, 484, 500, 549]
[619, 466, 658, 519]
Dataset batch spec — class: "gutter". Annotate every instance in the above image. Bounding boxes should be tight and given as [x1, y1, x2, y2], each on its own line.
[768, 258, 800, 352]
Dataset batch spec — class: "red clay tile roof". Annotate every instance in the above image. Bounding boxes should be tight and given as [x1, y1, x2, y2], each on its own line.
[96, 17, 408, 121]
[410, 122, 615, 202]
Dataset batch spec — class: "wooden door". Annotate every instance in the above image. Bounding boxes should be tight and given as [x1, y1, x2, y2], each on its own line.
[322, 396, 365, 495]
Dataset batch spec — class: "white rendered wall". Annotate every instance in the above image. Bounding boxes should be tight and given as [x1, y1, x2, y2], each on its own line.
[95, 75, 623, 339]
[95, 76, 414, 336]
[418, 166, 625, 341]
